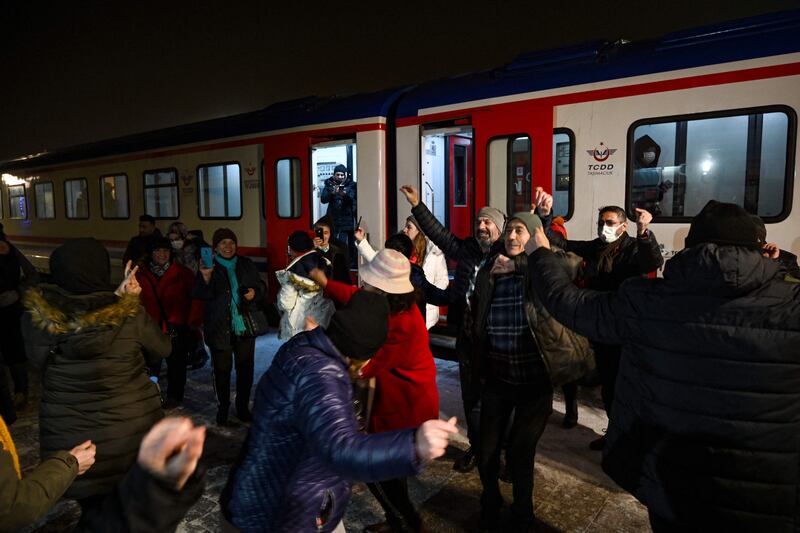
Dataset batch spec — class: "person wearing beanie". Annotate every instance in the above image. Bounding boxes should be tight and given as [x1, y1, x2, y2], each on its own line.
[309, 249, 440, 532]
[547, 204, 663, 452]
[137, 236, 201, 407]
[524, 199, 800, 532]
[20, 238, 171, 504]
[399, 184, 513, 473]
[222, 290, 458, 532]
[193, 228, 266, 425]
[313, 215, 352, 284]
[122, 214, 163, 268]
[275, 230, 336, 340]
[320, 164, 357, 262]
[470, 211, 593, 530]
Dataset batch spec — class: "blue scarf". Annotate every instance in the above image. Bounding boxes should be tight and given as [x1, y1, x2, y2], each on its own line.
[215, 255, 246, 336]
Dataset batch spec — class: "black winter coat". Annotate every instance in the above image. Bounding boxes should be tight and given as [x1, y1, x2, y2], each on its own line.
[552, 231, 663, 291]
[528, 244, 800, 531]
[21, 286, 170, 500]
[192, 255, 266, 351]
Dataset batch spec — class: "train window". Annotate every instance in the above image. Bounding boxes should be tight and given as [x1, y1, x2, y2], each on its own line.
[144, 169, 179, 219]
[64, 179, 89, 219]
[487, 135, 531, 216]
[100, 174, 130, 219]
[628, 106, 795, 221]
[421, 126, 473, 228]
[552, 129, 574, 219]
[197, 163, 241, 219]
[34, 182, 55, 219]
[276, 158, 301, 218]
[7, 185, 27, 219]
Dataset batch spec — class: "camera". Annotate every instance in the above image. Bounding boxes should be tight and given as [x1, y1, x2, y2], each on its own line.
[315, 227, 324, 239]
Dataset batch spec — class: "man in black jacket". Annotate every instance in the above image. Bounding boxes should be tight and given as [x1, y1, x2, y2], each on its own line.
[524, 200, 800, 532]
[400, 185, 506, 473]
[549, 205, 663, 450]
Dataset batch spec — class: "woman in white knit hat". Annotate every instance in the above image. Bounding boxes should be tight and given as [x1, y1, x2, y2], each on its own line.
[310, 248, 439, 533]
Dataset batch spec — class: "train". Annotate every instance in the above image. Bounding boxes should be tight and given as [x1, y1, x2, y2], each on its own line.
[2, 10, 798, 313]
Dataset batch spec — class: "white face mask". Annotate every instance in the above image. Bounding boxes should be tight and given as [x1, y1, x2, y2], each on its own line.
[600, 224, 623, 243]
[171, 240, 184, 250]
[641, 151, 656, 165]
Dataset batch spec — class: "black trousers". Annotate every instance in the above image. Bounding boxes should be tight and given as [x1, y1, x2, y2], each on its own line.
[478, 378, 552, 523]
[458, 357, 481, 447]
[0, 302, 28, 396]
[649, 511, 685, 533]
[593, 342, 622, 416]
[211, 335, 255, 411]
[562, 381, 578, 417]
[149, 326, 190, 401]
[367, 477, 421, 532]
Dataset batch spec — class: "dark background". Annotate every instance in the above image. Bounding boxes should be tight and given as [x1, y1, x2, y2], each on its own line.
[1, 1, 796, 161]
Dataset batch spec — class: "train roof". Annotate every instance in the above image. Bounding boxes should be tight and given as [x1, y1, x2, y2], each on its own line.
[0, 87, 408, 173]
[395, 9, 800, 118]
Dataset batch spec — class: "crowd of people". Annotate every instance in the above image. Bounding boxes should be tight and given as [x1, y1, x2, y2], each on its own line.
[0, 177, 798, 532]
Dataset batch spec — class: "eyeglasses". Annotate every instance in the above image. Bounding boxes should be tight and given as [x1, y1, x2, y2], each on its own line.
[598, 219, 623, 227]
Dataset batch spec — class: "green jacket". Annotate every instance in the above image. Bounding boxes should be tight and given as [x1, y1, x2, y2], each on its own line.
[471, 248, 595, 387]
[0, 446, 77, 532]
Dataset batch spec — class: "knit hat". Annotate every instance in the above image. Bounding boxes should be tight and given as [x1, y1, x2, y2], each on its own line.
[288, 230, 314, 253]
[476, 206, 506, 233]
[360, 249, 414, 294]
[406, 215, 420, 231]
[751, 215, 767, 244]
[325, 290, 390, 361]
[212, 228, 238, 249]
[685, 200, 761, 250]
[333, 164, 347, 175]
[50, 238, 113, 294]
[508, 211, 543, 236]
[147, 236, 172, 253]
[550, 216, 568, 239]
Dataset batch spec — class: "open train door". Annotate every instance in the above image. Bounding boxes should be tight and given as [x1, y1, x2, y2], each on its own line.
[262, 133, 312, 299]
[448, 136, 473, 239]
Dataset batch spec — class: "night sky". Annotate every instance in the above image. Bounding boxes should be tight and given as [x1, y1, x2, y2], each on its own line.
[1, 1, 796, 161]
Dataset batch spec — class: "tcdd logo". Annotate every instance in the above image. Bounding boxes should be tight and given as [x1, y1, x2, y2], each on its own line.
[586, 142, 617, 162]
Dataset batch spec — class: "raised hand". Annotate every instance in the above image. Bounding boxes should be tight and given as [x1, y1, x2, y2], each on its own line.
[415, 417, 458, 462]
[399, 185, 420, 207]
[533, 187, 553, 217]
[137, 417, 206, 490]
[490, 255, 514, 276]
[635, 208, 653, 236]
[524, 227, 551, 256]
[354, 227, 366, 243]
[69, 440, 97, 475]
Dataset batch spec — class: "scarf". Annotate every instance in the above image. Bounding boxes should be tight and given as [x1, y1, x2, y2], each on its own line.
[149, 261, 170, 279]
[0, 416, 21, 479]
[215, 255, 246, 336]
[595, 233, 627, 275]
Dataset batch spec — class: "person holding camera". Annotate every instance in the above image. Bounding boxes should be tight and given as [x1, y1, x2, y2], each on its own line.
[137, 237, 202, 408]
[193, 228, 266, 425]
[313, 215, 352, 284]
[320, 164, 357, 260]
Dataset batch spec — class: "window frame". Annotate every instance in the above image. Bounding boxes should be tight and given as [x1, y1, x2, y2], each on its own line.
[7, 184, 28, 220]
[99, 173, 131, 220]
[276, 157, 302, 219]
[196, 161, 243, 220]
[143, 167, 180, 220]
[553, 127, 576, 221]
[63, 178, 90, 220]
[626, 104, 796, 224]
[33, 180, 56, 219]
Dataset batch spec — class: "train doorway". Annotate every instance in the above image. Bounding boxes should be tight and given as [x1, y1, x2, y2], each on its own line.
[421, 126, 474, 239]
[311, 140, 358, 261]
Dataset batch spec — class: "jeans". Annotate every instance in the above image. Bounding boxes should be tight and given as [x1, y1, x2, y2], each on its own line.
[478, 378, 553, 522]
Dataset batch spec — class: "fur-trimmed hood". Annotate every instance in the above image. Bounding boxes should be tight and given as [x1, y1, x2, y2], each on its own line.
[23, 285, 141, 335]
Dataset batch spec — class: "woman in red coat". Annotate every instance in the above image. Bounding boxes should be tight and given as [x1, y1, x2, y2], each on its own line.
[136, 237, 202, 407]
[311, 248, 438, 533]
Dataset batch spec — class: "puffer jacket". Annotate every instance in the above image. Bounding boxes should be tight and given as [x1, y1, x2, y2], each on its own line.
[21, 286, 170, 500]
[528, 244, 800, 532]
[222, 327, 421, 532]
[471, 250, 594, 387]
[276, 252, 335, 340]
[192, 255, 266, 350]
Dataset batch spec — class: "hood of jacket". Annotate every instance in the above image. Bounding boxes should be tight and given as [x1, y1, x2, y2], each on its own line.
[23, 285, 141, 356]
[663, 243, 782, 297]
